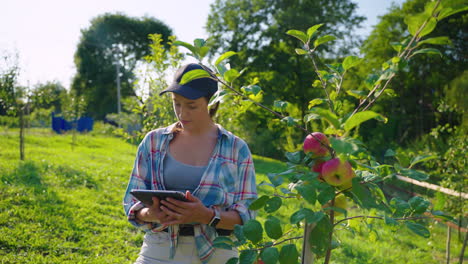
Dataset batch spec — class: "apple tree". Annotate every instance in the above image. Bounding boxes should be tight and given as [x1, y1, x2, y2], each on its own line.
[168, 0, 465, 263]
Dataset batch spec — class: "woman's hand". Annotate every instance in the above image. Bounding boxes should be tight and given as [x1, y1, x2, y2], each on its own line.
[136, 197, 177, 224]
[159, 191, 213, 226]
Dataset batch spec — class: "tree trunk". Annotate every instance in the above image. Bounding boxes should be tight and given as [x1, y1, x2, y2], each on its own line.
[459, 227, 467, 264]
[302, 223, 315, 264]
[446, 226, 451, 264]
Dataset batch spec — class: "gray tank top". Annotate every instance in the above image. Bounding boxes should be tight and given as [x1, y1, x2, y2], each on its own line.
[163, 151, 206, 193]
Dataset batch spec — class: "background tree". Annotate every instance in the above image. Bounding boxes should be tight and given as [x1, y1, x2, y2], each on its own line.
[206, 0, 365, 158]
[72, 13, 172, 119]
[353, 0, 467, 152]
[29, 81, 67, 113]
[0, 51, 27, 160]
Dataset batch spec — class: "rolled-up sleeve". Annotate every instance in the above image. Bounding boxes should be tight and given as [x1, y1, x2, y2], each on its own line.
[123, 133, 152, 229]
[228, 141, 258, 224]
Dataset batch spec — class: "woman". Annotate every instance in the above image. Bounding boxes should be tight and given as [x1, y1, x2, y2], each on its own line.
[123, 63, 258, 264]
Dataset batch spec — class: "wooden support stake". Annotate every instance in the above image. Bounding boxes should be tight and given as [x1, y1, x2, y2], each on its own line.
[396, 176, 468, 199]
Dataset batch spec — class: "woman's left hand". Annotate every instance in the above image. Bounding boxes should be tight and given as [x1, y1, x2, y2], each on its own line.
[159, 191, 213, 225]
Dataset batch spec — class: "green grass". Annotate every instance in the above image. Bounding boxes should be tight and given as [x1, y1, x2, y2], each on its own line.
[0, 127, 465, 263]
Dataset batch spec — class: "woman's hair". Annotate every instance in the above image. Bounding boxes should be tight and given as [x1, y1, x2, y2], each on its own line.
[204, 95, 220, 118]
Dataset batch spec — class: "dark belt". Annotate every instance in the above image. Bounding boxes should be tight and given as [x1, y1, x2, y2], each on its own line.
[163, 225, 232, 236]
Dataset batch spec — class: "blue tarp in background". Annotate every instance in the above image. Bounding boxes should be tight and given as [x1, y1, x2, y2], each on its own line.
[52, 113, 93, 134]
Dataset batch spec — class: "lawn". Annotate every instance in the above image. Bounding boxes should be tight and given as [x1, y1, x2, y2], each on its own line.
[0, 127, 464, 263]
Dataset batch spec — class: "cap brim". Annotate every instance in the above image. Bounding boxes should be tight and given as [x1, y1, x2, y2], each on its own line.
[159, 82, 207, 100]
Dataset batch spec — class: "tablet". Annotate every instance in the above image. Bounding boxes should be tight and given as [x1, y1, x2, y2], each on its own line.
[130, 189, 188, 205]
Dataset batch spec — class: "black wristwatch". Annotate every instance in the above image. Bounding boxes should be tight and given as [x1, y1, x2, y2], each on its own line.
[209, 206, 221, 228]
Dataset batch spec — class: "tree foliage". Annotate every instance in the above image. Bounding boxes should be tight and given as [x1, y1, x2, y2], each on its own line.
[174, 1, 465, 261]
[29, 81, 67, 113]
[206, 0, 365, 158]
[354, 0, 467, 151]
[72, 13, 173, 119]
[0, 52, 22, 116]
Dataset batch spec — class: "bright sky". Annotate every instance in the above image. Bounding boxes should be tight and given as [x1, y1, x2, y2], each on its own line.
[1, 0, 405, 89]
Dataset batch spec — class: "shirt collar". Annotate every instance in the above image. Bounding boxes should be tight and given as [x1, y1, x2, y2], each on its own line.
[162, 122, 229, 139]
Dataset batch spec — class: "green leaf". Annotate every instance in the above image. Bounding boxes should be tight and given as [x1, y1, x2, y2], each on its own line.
[296, 184, 317, 205]
[274, 100, 288, 111]
[265, 216, 283, 239]
[279, 244, 299, 264]
[405, 222, 430, 238]
[419, 17, 437, 38]
[243, 219, 263, 244]
[233, 224, 246, 244]
[412, 48, 443, 57]
[384, 215, 399, 226]
[291, 208, 312, 225]
[325, 63, 345, 73]
[404, 11, 437, 37]
[409, 196, 430, 214]
[438, 6, 468, 20]
[317, 185, 335, 205]
[226, 257, 238, 264]
[309, 107, 340, 129]
[314, 35, 336, 48]
[417, 36, 452, 47]
[286, 29, 308, 44]
[330, 137, 360, 155]
[267, 172, 284, 187]
[342, 56, 362, 71]
[193, 38, 206, 48]
[285, 151, 301, 164]
[431, 210, 455, 222]
[295, 48, 308, 55]
[224, 68, 241, 83]
[199, 46, 210, 58]
[173, 40, 198, 58]
[307, 211, 325, 224]
[346, 89, 367, 99]
[307, 24, 323, 40]
[308, 98, 325, 109]
[249, 195, 270, 210]
[399, 168, 429, 181]
[281, 116, 297, 127]
[390, 42, 403, 53]
[213, 236, 234, 250]
[239, 250, 257, 264]
[260, 247, 279, 264]
[309, 216, 332, 257]
[215, 51, 237, 66]
[241, 85, 262, 96]
[265, 196, 282, 213]
[179, 69, 211, 85]
[384, 149, 396, 157]
[409, 155, 437, 168]
[351, 179, 377, 209]
[390, 197, 411, 217]
[343, 111, 387, 131]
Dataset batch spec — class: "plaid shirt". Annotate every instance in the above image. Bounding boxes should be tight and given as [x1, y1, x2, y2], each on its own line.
[123, 123, 257, 263]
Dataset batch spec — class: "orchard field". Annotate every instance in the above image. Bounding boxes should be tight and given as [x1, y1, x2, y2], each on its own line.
[0, 126, 465, 263]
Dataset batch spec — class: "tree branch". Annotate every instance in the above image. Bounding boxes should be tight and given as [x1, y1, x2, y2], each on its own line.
[334, 215, 431, 227]
[254, 236, 304, 251]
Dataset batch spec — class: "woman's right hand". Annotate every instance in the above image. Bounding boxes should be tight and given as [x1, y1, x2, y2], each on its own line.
[137, 197, 176, 223]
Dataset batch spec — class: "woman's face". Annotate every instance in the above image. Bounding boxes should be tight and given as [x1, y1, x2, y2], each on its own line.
[171, 93, 210, 129]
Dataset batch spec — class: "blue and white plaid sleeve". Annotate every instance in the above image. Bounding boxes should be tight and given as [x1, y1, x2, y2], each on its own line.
[123, 133, 152, 229]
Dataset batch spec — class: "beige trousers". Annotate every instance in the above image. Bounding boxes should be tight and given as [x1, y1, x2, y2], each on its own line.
[134, 232, 238, 264]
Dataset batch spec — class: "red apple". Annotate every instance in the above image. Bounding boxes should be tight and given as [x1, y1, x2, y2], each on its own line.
[303, 132, 330, 158]
[321, 158, 354, 186]
[311, 159, 326, 182]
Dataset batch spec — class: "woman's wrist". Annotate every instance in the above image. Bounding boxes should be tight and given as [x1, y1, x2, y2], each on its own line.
[202, 207, 215, 225]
